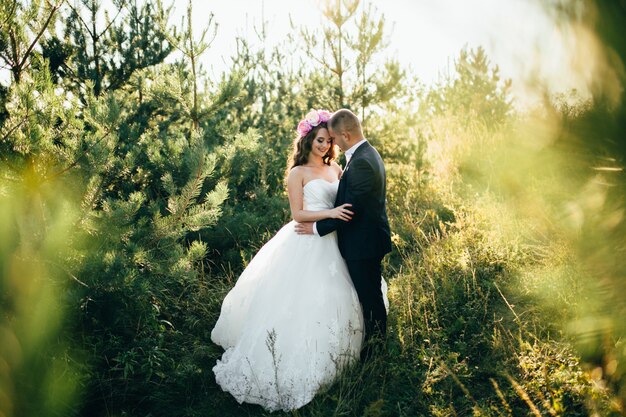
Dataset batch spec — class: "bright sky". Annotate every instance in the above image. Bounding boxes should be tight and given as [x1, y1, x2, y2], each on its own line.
[0, 0, 593, 107]
[166, 0, 592, 107]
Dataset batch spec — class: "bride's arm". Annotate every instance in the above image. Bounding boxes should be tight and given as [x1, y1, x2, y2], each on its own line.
[287, 168, 352, 223]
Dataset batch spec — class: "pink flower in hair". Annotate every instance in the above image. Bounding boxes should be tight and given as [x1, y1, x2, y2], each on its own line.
[297, 120, 313, 137]
[305, 110, 321, 126]
[318, 110, 331, 122]
[296, 109, 332, 137]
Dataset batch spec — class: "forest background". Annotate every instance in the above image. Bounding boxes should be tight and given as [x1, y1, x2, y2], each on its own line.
[1, 0, 626, 416]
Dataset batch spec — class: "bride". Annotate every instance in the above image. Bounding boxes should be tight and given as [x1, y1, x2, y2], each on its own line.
[211, 109, 368, 411]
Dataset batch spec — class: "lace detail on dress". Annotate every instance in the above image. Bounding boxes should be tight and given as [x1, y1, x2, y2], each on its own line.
[214, 317, 362, 412]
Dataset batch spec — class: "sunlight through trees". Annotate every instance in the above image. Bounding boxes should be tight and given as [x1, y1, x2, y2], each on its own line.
[1, 0, 625, 416]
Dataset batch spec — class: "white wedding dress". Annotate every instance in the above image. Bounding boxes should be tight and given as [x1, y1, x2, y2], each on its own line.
[211, 179, 378, 412]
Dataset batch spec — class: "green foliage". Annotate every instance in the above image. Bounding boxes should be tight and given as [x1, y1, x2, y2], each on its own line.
[1, 6, 233, 413]
[61, 0, 172, 98]
[1, 55, 86, 176]
[299, 0, 405, 130]
[0, 169, 84, 417]
[66, 69, 232, 415]
[426, 46, 512, 130]
[0, 0, 62, 85]
[544, 85, 626, 412]
[155, 0, 218, 131]
[1, 1, 622, 416]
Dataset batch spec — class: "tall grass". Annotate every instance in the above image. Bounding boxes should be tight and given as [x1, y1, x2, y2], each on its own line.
[199, 106, 616, 416]
[1, 97, 614, 417]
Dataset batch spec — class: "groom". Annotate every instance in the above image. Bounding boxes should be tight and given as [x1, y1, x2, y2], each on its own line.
[295, 108, 392, 362]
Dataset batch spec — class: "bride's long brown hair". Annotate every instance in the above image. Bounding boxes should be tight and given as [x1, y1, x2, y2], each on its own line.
[286, 122, 337, 172]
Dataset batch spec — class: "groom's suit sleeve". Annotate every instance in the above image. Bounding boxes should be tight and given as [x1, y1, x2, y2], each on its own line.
[316, 158, 375, 237]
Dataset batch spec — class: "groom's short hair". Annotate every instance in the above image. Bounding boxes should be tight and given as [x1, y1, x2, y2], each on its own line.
[329, 109, 362, 134]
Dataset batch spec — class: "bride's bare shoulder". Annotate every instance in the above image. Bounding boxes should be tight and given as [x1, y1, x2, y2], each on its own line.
[289, 165, 305, 176]
[287, 166, 305, 187]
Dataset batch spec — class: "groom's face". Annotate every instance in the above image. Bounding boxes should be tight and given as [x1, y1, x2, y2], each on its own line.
[328, 126, 346, 151]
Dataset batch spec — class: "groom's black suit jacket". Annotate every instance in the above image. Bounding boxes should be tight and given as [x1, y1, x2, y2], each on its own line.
[317, 141, 392, 261]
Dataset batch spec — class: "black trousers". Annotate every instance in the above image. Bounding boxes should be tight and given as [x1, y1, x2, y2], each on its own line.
[345, 257, 387, 357]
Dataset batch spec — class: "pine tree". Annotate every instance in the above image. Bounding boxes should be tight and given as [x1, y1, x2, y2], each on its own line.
[298, 0, 404, 131]
[0, 0, 62, 84]
[426, 46, 512, 129]
[1, 1, 239, 413]
[349, 2, 385, 128]
[299, 0, 358, 109]
[60, 0, 171, 99]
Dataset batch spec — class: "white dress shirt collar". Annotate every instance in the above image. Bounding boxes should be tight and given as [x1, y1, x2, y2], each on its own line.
[344, 138, 367, 163]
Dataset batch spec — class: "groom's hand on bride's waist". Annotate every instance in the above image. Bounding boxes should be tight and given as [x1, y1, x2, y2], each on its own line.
[295, 222, 315, 235]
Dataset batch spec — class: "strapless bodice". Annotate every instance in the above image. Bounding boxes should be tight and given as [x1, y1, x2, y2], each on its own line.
[303, 179, 339, 211]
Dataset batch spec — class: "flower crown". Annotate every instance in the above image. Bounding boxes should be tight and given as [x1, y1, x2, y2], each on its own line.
[297, 109, 332, 137]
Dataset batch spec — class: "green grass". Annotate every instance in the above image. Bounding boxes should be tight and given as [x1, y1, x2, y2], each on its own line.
[192, 113, 620, 416]
[2, 101, 619, 417]
[199, 186, 610, 417]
